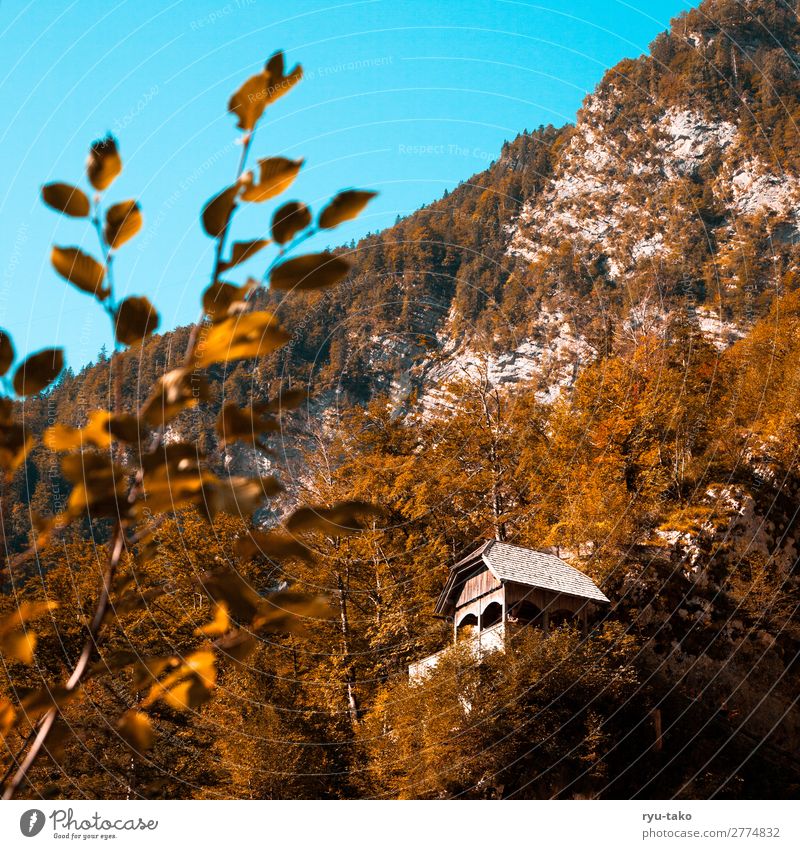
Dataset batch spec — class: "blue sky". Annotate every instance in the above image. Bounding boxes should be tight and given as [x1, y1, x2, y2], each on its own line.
[0, 0, 697, 370]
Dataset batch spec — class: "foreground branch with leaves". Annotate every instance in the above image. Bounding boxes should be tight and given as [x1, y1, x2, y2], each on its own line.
[0, 50, 379, 799]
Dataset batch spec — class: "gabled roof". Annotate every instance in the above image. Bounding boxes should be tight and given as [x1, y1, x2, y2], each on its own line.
[485, 542, 610, 604]
[434, 540, 609, 616]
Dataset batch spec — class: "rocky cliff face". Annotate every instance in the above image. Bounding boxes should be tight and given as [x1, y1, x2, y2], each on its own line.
[308, 1, 795, 416]
[509, 101, 799, 298]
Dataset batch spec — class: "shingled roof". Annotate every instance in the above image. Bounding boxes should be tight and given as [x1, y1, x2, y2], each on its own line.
[435, 540, 609, 615]
[484, 542, 609, 603]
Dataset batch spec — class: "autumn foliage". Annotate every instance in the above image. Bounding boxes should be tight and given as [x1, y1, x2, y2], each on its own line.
[0, 50, 379, 799]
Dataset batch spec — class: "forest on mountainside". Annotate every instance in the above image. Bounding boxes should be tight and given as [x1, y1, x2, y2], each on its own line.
[4, 291, 800, 797]
[3, 0, 800, 799]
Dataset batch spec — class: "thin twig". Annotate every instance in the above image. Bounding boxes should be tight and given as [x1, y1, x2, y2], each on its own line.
[2, 528, 125, 799]
[2, 203, 126, 798]
[91, 201, 125, 416]
[0, 728, 35, 789]
[185, 129, 256, 358]
[2, 125, 263, 798]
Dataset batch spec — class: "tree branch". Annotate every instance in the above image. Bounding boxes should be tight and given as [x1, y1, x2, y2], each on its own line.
[1, 131, 260, 800]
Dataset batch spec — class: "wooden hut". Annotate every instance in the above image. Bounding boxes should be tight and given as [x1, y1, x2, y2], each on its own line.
[409, 540, 609, 679]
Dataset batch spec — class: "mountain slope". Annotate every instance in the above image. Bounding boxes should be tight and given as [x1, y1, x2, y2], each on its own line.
[288, 0, 800, 412]
[510, 0, 800, 328]
[11, 0, 800, 508]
